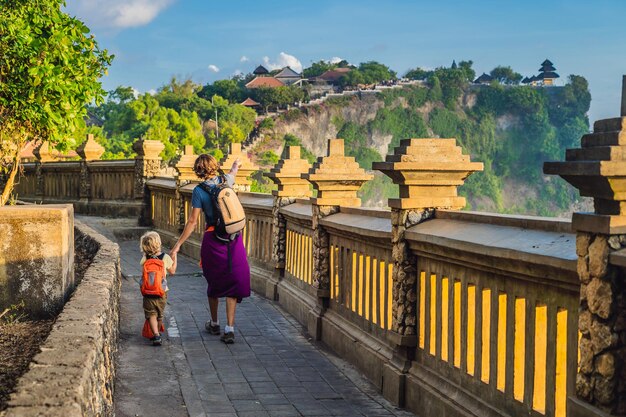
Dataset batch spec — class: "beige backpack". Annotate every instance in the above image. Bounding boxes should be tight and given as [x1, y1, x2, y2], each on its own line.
[198, 176, 246, 243]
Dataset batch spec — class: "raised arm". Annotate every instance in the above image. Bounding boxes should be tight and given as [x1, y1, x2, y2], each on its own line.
[229, 158, 242, 177]
[170, 207, 202, 259]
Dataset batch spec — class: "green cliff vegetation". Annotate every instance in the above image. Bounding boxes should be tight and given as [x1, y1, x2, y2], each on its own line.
[316, 65, 590, 215]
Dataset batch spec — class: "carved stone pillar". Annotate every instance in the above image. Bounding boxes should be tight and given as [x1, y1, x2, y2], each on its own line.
[133, 139, 165, 226]
[76, 134, 104, 201]
[545, 80, 626, 416]
[220, 142, 258, 193]
[264, 146, 312, 300]
[174, 145, 197, 232]
[265, 146, 312, 269]
[304, 138, 372, 339]
[374, 138, 483, 406]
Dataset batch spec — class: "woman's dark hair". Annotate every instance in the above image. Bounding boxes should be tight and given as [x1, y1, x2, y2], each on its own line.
[194, 154, 219, 179]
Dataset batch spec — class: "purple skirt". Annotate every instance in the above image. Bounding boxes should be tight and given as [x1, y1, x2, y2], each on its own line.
[201, 231, 251, 299]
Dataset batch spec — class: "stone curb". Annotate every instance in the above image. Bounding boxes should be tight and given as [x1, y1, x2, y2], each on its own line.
[2, 220, 121, 417]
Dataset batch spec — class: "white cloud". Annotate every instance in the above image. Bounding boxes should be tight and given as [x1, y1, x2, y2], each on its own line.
[329, 57, 343, 64]
[131, 87, 140, 98]
[240, 56, 249, 63]
[147, 89, 157, 96]
[65, 0, 175, 29]
[233, 69, 243, 76]
[208, 64, 220, 73]
[262, 52, 303, 73]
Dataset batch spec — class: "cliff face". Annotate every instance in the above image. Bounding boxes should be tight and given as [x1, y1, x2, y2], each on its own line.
[272, 95, 385, 156]
[259, 84, 590, 216]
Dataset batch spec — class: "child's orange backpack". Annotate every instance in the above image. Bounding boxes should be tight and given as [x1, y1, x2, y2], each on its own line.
[141, 254, 166, 297]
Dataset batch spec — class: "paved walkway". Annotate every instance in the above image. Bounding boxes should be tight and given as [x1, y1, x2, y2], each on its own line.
[78, 216, 413, 417]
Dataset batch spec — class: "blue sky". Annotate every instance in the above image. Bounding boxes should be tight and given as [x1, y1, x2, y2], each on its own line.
[65, 0, 626, 122]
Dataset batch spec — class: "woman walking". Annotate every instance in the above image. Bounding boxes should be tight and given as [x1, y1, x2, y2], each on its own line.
[170, 154, 250, 344]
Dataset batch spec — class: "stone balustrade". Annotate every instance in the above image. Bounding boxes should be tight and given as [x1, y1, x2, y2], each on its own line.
[141, 136, 604, 417]
[12, 136, 165, 217]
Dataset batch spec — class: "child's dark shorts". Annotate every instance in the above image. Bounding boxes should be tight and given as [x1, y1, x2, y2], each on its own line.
[143, 294, 167, 320]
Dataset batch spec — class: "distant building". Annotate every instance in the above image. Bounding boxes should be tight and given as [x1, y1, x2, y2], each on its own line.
[245, 76, 285, 89]
[274, 66, 302, 86]
[451, 60, 457, 69]
[536, 59, 560, 86]
[473, 73, 494, 85]
[253, 65, 270, 77]
[312, 67, 351, 86]
[521, 59, 560, 87]
[240, 97, 261, 108]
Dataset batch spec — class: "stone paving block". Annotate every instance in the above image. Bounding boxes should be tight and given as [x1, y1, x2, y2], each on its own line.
[250, 382, 282, 395]
[231, 399, 265, 411]
[256, 393, 291, 405]
[238, 411, 271, 417]
[202, 402, 236, 413]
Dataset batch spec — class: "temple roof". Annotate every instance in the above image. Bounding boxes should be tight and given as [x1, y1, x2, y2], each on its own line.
[473, 73, 493, 84]
[541, 59, 554, 66]
[275, 66, 301, 79]
[240, 97, 261, 106]
[537, 71, 560, 79]
[539, 64, 556, 72]
[521, 77, 531, 84]
[253, 65, 269, 75]
[245, 77, 285, 89]
[315, 68, 351, 82]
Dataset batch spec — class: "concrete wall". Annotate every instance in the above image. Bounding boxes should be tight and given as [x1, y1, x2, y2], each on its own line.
[0, 205, 74, 318]
[2, 221, 121, 417]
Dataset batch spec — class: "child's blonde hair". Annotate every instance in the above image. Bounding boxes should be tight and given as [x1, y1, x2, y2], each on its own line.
[140, 231, 162, 257]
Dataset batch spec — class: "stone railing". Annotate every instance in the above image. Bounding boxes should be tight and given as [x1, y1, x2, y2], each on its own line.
[2, 221, 121, 417]
[12, 137, 166, 218]
[147, 177, 580, 417]
[404, 211, 577, 417]
[143, 134, 619, 417]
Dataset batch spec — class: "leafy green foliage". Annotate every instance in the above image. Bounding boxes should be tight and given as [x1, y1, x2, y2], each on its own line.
[284, 134, 316, 164]
[490, 66, 523, 85]
[370, 107, 428, 153]
[85, 76, 258, 162]
[338, 61, 397, 87]
[405, 67, 431, 80]
[336, 122, 382, 170]
[302, 60, 351, 78]
[258, 117, 274, 130]
[0, 0, 112, 204]
[379, 85, 428, 107]
[199, 78, 245, 104]
[258, 150, 279, 166]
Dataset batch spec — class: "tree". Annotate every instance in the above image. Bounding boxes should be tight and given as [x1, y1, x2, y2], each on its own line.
[199, 79, 245, 104]
[339, 61, 397, 87]
[427, 76, 443, 102]
[302, 60, 336, 78]
[490, 66, 523, 85]
[0, 0, 112, 205]
[458, 60, 476, 83]
[405, 67, 432, 80]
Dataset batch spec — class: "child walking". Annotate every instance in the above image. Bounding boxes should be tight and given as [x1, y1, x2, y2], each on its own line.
[139, 231, 177, 346]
